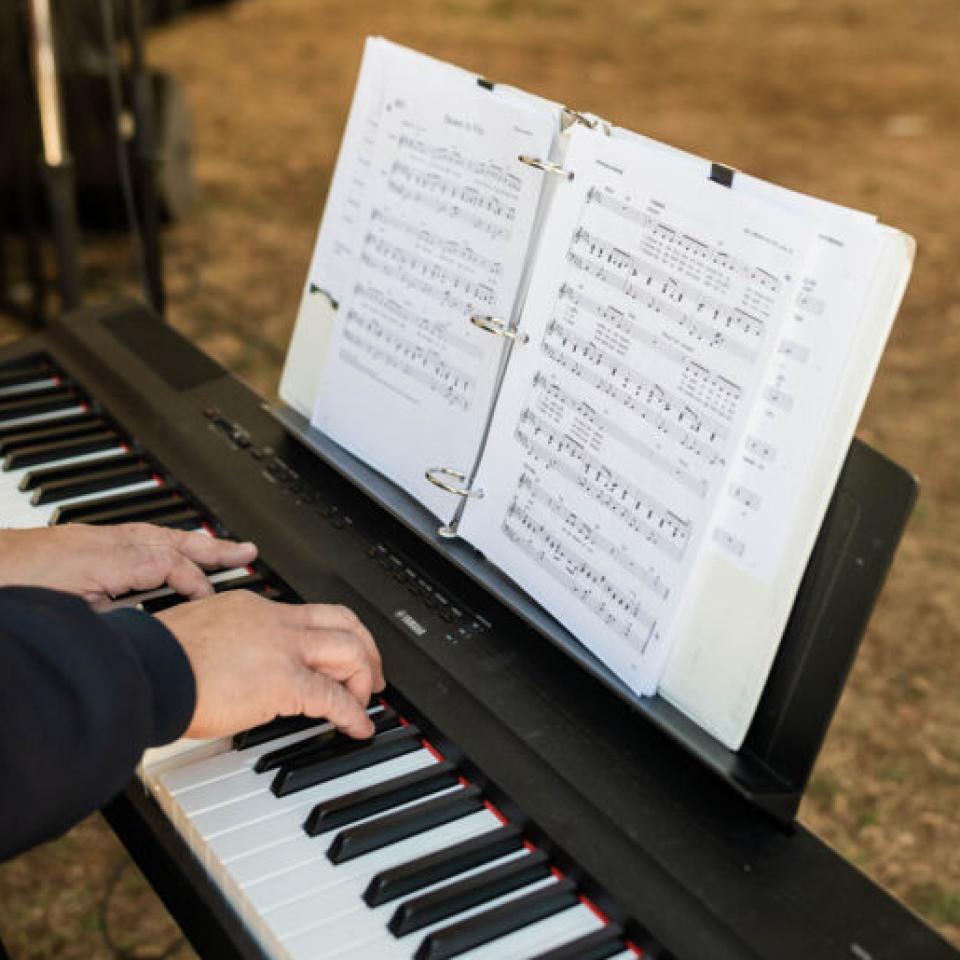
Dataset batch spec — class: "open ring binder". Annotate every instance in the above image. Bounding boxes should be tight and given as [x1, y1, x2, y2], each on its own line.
[518, 155, 574, 180]
[470, 315, 529, 344]
[425, 466, 483, 499]
[560, 107, 611, 136]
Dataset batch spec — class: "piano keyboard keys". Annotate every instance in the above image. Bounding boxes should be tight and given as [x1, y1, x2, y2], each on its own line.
[31, 459, 154, 504]
[0, 362, 637, 960]
[4, 430, 122, 470]
[413, 877, 578, 960]
[257, 708, 400, 774]
[20, 450, 140, 492]
[0, 416, 109, 457]
[528, 921, 627, 960]
[327, 786, 484, 865]
[235, 715, 330, 751]
[0, 385, 78, 423]
[363, 824, 523, 907]
[387, 848, 551, 936]
[304, 760, 458, 836]
[141, 696, 629, 960]
[272, 725, 423, 798]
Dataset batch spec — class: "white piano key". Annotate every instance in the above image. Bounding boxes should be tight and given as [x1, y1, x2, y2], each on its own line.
[267, 847, 529, 943]
[159, 720, 336, 795]
[459, 902, 603, 960]
[289, 876, 559, 960]
[0, 447, 127, 499]
[0, 376, 58, 397]
[0, 405, 86, 432]
[207, 752, 438, 863]
[244, 810, 501, 914]
[0, 477, 161, 528]
[190, 748, 433, 842]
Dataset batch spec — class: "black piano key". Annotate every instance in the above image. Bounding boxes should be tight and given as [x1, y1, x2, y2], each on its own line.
[272, 725, 422, 799]
[0, 386, 79, 423]
[140, 593, 188, 614]
[0, 362, 52, 390]
[31, 461, 154, 505]
[326, 784, 482, 865]
[0, 414, 104, 454]
[148, 508, 204, 531]
[364, 825, 523, 907]
[52, 486, 168, 525]
[19, 450, 140, 491]
[389, 849, 550, 937]
[528, 922, 626, 960]
[3, 430, 120, 470]
[304, 760, 458, 837]
[212, 572, 266, 595]
[413, 877, 578, 960]
[78, 497, 192, 527]
[256, 706, 398, 774]
[233, 715, 328, 751]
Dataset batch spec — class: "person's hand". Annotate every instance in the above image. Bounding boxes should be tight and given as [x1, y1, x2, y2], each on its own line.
[0, 523, 257, 609]
[157, 590, 385, 740]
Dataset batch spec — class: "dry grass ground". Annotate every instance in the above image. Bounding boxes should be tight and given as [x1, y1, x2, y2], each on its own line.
[0, 0, 957, 955]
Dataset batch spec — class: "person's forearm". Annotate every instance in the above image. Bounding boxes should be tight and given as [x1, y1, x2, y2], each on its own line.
[0, 587, 195, 861]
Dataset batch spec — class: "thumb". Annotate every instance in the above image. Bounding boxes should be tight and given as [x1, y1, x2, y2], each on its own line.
[298, 670, 375, 740]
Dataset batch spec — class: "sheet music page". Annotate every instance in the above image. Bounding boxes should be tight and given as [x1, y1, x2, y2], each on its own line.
[459, 126, 814, 695]
[308, 45, 557, 522]
[661, 210, 905, 749]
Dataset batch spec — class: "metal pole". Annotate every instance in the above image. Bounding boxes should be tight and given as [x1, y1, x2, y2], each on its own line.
[125, 0, 165, 316]
[25, 0, 82, 312]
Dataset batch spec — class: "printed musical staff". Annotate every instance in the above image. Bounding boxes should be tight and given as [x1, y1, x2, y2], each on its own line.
[677, 360, 742, 422]
[546, 288, 730, 442]
[362, 233, 496, 309]
[585, 186, 783, 297]
[341, 308, 474, 410]
[566, 242, 760, 366]
[516, 471, 671, 601]
[530, 373, 711, 498]
[370, 209, 504, 277]
[503, 498, 659, 649]
[514, 405, 690, 560]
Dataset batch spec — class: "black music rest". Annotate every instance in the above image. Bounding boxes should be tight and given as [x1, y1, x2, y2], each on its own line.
[0, 299, 948, 960]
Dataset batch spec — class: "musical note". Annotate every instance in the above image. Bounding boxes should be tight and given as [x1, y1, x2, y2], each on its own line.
[584, 186, 783, 296]
[341, 307, 474, 409]
[565, 244, 760, 366]
[513, 406, 691, 560]
[502, 498, 659, 649]
[529, 374, 712, 497]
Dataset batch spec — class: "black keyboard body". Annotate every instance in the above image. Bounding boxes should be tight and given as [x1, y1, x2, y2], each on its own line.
[1, 299, 952, 960]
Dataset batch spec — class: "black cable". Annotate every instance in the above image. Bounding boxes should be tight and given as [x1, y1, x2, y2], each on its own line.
[96, 0, 153, 310]
[98, 855, 186, 960]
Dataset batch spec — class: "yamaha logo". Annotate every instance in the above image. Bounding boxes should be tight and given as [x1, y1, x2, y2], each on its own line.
[394, 609, 427, 637]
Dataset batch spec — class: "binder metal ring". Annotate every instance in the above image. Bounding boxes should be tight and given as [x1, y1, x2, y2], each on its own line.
[518, 155, 573, 180]
[425, 466, 484, 499]
[470, 315, 529, 344]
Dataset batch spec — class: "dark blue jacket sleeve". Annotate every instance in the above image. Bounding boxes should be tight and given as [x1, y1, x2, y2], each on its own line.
[0, 587, 196, 861]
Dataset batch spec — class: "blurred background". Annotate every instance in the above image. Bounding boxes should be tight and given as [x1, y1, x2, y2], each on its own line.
[0, 0, 957, 955]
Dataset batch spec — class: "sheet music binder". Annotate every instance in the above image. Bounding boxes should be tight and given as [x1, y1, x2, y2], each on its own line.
[270, 400, 917, 822]
[278, 41, 917, 820]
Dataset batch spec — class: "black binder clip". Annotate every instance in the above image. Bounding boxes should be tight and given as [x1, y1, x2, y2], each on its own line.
[709, 162, 736, 188]
[477, 76, 495, 91]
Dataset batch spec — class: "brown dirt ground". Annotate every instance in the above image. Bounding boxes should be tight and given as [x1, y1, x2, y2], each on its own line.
[0, 0, 957, 955]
